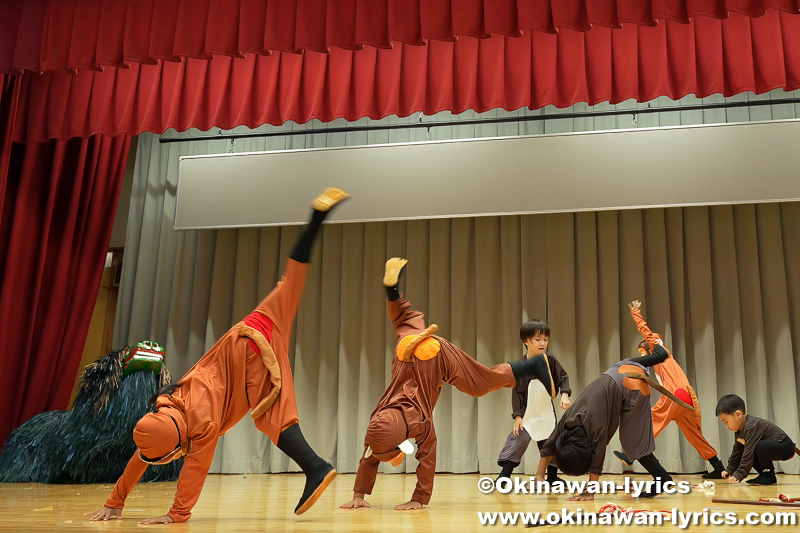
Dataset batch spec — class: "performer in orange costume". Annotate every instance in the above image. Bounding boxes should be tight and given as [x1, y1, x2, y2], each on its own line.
[86, 188, 349, 525]
[341, 258, 557, 511]
[615, 300, 725, 479]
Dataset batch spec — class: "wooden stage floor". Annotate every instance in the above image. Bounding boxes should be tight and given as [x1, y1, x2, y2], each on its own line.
[1, 473, 798, 531]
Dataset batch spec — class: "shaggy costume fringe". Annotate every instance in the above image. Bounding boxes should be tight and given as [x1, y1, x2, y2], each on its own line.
[0, 348, 182, 483]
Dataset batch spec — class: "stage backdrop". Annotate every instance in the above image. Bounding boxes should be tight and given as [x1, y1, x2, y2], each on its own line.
[114, 97, 800, 477]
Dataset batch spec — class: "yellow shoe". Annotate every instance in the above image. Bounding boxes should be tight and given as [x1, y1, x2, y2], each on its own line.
[311, 187, 350, 211]
[383, 257, 408, 287]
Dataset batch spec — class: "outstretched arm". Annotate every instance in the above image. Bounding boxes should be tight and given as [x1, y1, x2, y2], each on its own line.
[440, 343, 516, 397]
[90, 452, 148, 520]
[629, 300, 663, 346]
[635, 345, 670, 367]
[731, 440, 756, 482]
[349, 449, 381, 508]
[162, 422, 220, 523]
[404, 432, 436, 510]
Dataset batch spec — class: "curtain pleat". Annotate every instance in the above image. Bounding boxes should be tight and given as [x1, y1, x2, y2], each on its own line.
[4, 0, 800, 74]
[0, 74, 20, 219]
[9, 10, 800, 143]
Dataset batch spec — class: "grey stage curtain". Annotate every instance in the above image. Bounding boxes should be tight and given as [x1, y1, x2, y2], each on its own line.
[114, 125, 800, 477]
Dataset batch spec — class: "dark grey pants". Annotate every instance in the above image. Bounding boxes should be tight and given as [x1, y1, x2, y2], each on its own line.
[497, 429, 556, 467]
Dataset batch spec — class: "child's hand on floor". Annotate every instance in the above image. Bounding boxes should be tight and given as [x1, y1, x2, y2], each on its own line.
[85, 506, 122, 521]
[138, 514, 174, 525]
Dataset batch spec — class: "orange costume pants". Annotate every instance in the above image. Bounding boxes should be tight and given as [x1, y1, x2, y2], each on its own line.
[652, 395, 716, 461]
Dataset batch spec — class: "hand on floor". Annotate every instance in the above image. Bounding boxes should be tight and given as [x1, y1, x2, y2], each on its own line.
[340, 497, 371, 509]
[567, 493, 594, 502]
[85, 506, 122, 521]
[138, 514, 174, 525]
[395, 500, 423, 510]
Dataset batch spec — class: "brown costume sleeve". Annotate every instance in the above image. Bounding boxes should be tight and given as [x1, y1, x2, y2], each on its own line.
[353, 449, 382, 497]
[167, 421, 220, 523]
[104, 453, 149, 509]
[732, 435, 759, 482]
[439, 342, 515, 397]
[352, 433, 439, 507]
[254, 259, 308, 338]
[726, 439, 745, 479]
[411, 426, 437, 505]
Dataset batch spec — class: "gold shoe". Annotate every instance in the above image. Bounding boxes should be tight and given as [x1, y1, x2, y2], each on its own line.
[311, 187, 350, 211]
[383, 257, 408, 287]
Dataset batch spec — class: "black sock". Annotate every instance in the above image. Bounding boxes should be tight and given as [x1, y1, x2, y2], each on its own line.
[747, 469, 777, 485]
[547, 465, 563, 483]
[637, 453, 672, 497]
[276, 424, 328, 474]
[289, 209, 327, 264]
[702, 455, 726, 479]
[497, 461, 516, 480]
[385, 261, 406, 301]
[276, 424, 334, 513]
[386, 284, 401, 302]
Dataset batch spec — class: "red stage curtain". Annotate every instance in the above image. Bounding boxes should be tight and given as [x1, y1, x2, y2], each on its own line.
[0, 130, 131, 445]
[11, 11, 800, 142]
[0, 75, 19, 217]
[2, 0, 799, 74]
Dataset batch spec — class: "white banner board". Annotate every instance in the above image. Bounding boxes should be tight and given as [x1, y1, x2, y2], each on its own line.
[175, 120, 800, 230]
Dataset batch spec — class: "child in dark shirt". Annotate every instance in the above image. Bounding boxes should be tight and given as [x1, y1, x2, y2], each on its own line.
[496, 320, 571, 483]
[715, 394, 796, 485]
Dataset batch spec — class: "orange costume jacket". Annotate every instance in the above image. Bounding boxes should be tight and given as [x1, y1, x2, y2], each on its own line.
[105, 259, 307, 522]
[631, 308, 716, 460]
